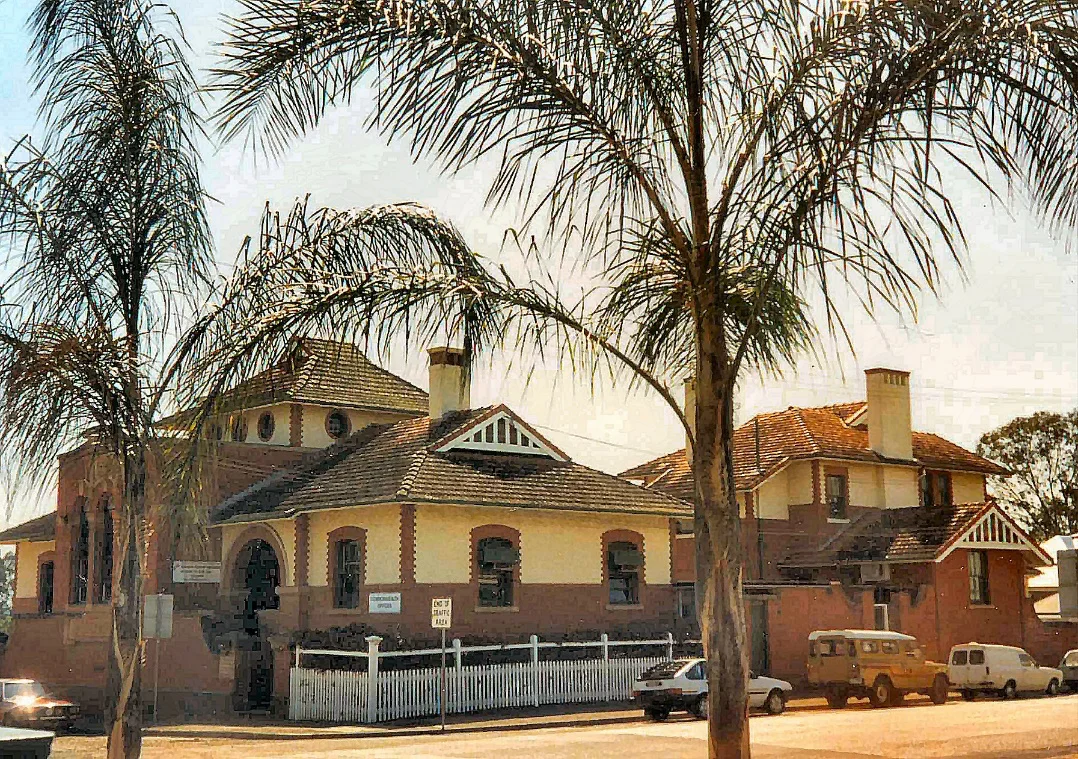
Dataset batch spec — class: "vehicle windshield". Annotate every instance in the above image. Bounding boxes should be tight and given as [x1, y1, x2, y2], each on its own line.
[639, 661, 693, 679]
[3, 682, 46, 700]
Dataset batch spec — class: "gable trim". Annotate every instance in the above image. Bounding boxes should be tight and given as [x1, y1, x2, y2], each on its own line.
[935, 503, 1052, 565]
[430, 405, 569, 461]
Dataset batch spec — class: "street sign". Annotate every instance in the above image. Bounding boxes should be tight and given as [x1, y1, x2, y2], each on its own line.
[431, 597, 452, 629]
[172, 561, 222, 584]
[142, 594, 174, 639]
[368, 592, 402, 614]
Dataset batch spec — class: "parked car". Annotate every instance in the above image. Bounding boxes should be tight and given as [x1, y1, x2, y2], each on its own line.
[1059, 649, 1078, 692]
[948, 643, 1064, 700]
[0, 679, 79, 731]
[807, 630, 949, 708]
[632, 658, 793, 720]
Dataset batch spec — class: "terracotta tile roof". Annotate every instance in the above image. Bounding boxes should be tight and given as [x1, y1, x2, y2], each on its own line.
[782, 502, 989, 565]
[163, 338, 428, 423]
[213, 408, 691, 524]
[0, 511, 57, 543]
[619, 401, 1009, 497]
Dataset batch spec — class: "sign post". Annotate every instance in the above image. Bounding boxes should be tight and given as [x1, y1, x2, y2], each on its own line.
[142, 594, 174, 724]
[431, 597, 452, 732]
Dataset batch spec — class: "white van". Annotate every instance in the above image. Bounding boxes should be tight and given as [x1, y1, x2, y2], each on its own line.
[948, 643, 1064, 700]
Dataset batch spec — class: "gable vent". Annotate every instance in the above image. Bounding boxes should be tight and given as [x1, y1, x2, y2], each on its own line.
[436, 410, 567, 460]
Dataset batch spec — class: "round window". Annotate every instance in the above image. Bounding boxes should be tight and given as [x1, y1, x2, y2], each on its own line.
[230, 416, 248, 442]
[325, 410, 351, 439]
[257, 412, 275, 441]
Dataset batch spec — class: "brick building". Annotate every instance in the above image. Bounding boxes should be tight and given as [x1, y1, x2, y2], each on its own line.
[621, 369, 1078, 679]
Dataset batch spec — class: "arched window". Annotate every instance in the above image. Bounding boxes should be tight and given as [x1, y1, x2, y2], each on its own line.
[607, 540, 643, 606]
[70, 504, 89, 605]
[95, 505, 113, 603]
[38, 561, 54, 614]
[327, 527, 366, 609]
[477, 537, 518, 607]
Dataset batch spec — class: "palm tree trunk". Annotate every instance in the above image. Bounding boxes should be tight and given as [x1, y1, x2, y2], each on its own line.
[694, 335, 751, 758]
[106, 447, 146, 759]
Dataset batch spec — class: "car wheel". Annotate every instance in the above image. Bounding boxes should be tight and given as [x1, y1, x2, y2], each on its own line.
[825, 687, 848, 708]
[869, 676, 894, 708]
[1046, 679, 1060, 697]
[645, 706, 670, 722]
[1001, 680, 1017, 700]
[693, 694, 709, 720]
[960, 689, 976, 701]
[765, 689, 786, 715]
[930, 674, 950, 705]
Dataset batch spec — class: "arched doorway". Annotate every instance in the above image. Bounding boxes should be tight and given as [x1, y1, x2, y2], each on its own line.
[230, 538, 281, 712]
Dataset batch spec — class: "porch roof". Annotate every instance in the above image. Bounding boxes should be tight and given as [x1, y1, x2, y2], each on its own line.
[0, 511, 56, 543]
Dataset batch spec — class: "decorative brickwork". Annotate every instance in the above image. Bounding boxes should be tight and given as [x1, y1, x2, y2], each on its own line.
[399, 504, 416, 584]
[295, 514, 309, 587]
[289, 403, 303, 447]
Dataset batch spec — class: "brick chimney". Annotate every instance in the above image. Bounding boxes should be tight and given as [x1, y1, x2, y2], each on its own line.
[864, 368, 913, 460]
[428, 347, 470, 420]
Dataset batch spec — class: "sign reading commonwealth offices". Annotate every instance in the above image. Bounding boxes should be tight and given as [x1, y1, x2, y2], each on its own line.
[172, 561, 222, 584]
[368, 592, 402, 614]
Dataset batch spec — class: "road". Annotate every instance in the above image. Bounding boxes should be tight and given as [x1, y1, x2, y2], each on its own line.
[51, 694, 1078, 758]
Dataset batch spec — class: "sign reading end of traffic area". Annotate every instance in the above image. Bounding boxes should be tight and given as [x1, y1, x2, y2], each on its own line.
[431, 597, 452, 629]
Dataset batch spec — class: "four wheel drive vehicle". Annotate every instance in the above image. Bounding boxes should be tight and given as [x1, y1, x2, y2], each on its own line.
[948, 644, 1064, 700]
[807, 630, 949, 708]
[632, 659, 793, 720]
[0, 679, 79, 730]
[1059, 649, 1078, 692]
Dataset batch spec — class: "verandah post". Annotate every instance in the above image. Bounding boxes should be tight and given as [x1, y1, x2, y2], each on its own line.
[365, 635, 382, 724]
[530, 634, 540, 707]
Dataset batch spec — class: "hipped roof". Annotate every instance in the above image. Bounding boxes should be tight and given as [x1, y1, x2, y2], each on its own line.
[213, 405, 691, 524]
[0, 511, 56, 543]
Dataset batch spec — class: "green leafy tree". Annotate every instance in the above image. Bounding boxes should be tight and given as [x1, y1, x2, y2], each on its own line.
[0, 0, 210, 755]
[978, 410, 1078, 542]
[201, 1, 1078, 754]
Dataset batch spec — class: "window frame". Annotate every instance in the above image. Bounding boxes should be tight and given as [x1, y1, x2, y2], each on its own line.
[326, 527, 367, 610]
[921, 469, 954, 508]
[70, 503, 90, 606]
[94, 504, 114, 604]
[470, 525, 521, 612]
[38, 559, 55, 615]
[476, 536, 517, 608]
[968, 549, 991, 605]
[325, 410, 352, 440]
[824, 470, 849, 521]
[257, 412, 276, 442]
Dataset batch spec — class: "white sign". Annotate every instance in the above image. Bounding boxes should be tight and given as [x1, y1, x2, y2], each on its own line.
[143, 594, 174, 639]
[368, 592, 402, 614]
[172, 561, 222, 584]
[431, 597, 452, 629]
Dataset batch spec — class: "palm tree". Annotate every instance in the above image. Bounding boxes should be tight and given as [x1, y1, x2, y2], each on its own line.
[0, 0, 210, 755]
[206, 1, 1078, 755]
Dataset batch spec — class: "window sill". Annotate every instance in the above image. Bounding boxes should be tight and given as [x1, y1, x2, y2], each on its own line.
[827, 518, 851, 524]
[968, 604, 996, 609]
[474, 606, 519, 614]
[606, 603, 644, 611]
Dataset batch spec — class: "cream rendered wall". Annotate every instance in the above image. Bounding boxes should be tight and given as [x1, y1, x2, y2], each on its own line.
[299, 407, 412, 449]
[225, 404, 291, 446]
[413, 504, 672, 586]
[881, 467, 919, 508]
[756, 469, 790, 520]
[847, 463, 883, 508]
[308, 505, 402, 586]
[14, 541, 54, 599]
[952, 472, 986, 504]
[220, 519, 296, 586]
[785, 462, 813, 504]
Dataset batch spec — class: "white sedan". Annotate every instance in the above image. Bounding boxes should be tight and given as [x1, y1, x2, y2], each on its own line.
[632, 658, 793, 720]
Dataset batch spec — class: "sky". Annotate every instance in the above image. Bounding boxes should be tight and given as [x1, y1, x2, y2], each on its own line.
[1, 0, 1076, 529]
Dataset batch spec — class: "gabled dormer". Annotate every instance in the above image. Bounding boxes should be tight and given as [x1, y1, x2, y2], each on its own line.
[430, 405, 569, 461]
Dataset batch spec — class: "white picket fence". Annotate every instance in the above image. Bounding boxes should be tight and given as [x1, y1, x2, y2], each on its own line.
[288, 633, 674, 723]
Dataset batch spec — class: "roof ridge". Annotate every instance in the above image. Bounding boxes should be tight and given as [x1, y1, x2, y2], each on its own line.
[793, 408, 822, 454]
[398, 448, 429, 498]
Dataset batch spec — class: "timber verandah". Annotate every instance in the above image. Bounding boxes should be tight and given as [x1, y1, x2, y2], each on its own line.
[289, 633, 680, 722]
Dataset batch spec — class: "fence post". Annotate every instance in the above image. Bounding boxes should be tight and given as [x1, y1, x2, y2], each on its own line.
[666, 632, 674, 660]
[452, 638, 463, 672]
[294, 645, 301, 669]
[530, 634, 540, 707]
[365, 635, 382, 724]
[600, 633, 610, 700]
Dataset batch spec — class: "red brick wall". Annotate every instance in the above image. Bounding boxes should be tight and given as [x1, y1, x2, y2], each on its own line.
[765, 584, 874, 683]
